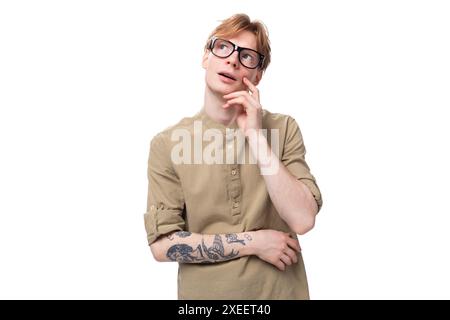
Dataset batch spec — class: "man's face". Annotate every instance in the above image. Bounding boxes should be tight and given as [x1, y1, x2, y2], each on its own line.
[202, 30, 263, 95]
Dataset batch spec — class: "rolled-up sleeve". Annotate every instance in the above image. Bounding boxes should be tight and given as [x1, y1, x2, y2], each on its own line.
[281, 116, 323, 212]
[143, 133, 186, 246]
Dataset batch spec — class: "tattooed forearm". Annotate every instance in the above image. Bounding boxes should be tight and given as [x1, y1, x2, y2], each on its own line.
[165, 234, 245, 263]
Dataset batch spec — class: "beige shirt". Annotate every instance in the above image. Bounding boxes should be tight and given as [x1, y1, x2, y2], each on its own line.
[144, 107, 323, 299]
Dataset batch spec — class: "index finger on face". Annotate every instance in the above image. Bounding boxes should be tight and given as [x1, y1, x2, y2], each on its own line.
[243, 77, 260, 101]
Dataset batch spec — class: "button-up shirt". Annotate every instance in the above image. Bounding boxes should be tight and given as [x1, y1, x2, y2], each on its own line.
[143, 107, 323, 299]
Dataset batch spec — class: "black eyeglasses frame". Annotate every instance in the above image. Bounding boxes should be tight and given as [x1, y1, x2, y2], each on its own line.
[208, 36, 265, 70]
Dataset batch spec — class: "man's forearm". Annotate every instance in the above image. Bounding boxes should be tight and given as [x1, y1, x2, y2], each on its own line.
[247, 130, 318, 235]
[151, 231, 255, 263]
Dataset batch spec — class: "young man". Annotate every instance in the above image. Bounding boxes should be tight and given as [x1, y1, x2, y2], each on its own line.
[143, 14, 323, 299]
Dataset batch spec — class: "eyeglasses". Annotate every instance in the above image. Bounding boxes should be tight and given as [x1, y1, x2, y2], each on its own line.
[208, 36, 265, 69]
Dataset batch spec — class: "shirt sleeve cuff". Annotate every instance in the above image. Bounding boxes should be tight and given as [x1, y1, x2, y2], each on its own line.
[298, 177, 323, 212]
[144, 206, 185, 245]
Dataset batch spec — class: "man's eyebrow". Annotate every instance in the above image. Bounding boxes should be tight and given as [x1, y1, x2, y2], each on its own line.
[245, 45, 258, 51]
[227, 39, 257, 51]
[239, 43, 255, 50]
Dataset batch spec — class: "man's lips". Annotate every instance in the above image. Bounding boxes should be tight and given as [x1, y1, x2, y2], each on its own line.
[218, 72, 237, 81]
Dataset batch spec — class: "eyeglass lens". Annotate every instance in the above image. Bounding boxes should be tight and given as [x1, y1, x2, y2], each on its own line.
[212, 39, 261, 69]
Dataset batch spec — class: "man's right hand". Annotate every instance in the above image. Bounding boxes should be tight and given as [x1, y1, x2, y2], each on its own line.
[252, 229, 302, 271]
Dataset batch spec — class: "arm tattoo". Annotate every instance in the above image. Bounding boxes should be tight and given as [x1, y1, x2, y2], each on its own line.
[176, 231, 192, 238]
[165, 234, 239, 263]
[166, 244, 198, 263]
[166, 231, 192, 241]
[201, 235, 238, 261]
[225, 233, 246, 245]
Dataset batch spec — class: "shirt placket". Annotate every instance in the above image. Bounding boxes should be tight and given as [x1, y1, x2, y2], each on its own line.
[226, 133, 242, 218]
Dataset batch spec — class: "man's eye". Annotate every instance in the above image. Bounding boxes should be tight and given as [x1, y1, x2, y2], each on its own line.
[242, 53, 254, 61]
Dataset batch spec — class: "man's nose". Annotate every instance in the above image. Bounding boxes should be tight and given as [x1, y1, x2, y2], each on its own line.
[226, 50, 240, 68]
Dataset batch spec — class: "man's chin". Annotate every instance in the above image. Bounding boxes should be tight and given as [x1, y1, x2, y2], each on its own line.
[208, 82, 244, 95]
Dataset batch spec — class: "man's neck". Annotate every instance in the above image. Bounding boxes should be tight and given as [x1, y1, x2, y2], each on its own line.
[203, 85, 238, 127]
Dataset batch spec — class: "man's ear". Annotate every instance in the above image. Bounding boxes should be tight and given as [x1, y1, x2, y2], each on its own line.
[202, 50, 209, 70]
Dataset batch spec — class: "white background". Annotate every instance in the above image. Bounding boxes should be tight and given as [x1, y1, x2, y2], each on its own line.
[1, 0, 449, 299]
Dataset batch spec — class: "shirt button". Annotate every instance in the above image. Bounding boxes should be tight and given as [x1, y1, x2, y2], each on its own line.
[231, 169, 237, 175]
[233, 201, 239, 208]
